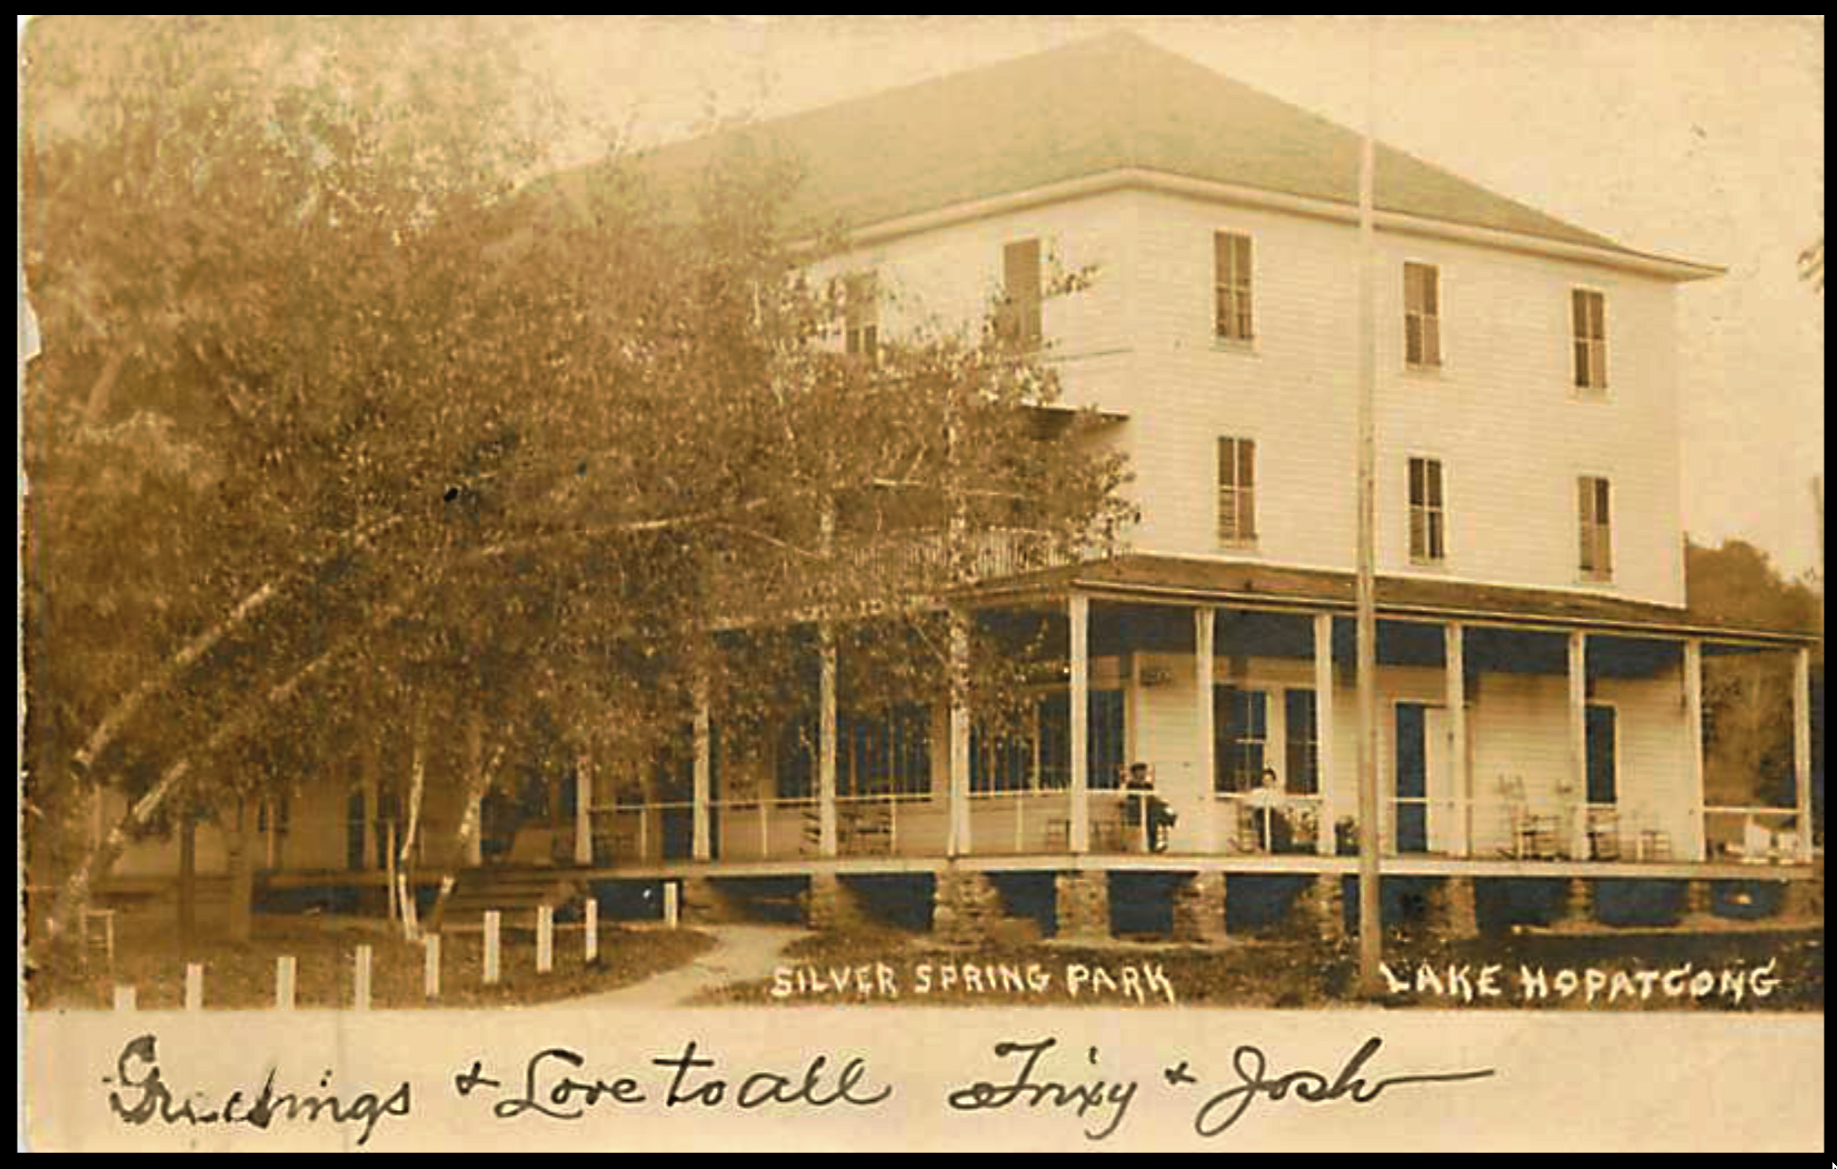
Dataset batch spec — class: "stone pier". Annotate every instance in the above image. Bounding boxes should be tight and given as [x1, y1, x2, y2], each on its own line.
[1428, 875, 1479, 939]
[1683, 878, 1715, 919]
[932, 870, 1008, 947]
[1171, 872, 1228, 943]
[1053, 871, 1111, 941]
[1559, 877, 1595, 927]
[1298, 874, 1347, 942]
[679, 876, 741, 924]
[805, 872, 872, 931]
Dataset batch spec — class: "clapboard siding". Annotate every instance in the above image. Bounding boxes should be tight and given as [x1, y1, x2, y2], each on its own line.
[817, 184, 1688, 608]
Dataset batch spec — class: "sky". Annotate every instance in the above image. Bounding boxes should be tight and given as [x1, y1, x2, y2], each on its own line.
[506, 14, 1825, 584]
[18, 15, 1825, 581]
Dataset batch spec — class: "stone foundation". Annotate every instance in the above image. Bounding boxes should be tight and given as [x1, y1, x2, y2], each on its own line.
[1559, 877, 1595, 926]
[932, 870, 1008, 947]
[1428, 876, 1479, 939]
[1294, 874, 1346, 942]
[1171, 872, 1227, 943]
[1780, 878, 1822, 921]
[805, 873, 872, 931]
[1053, 871, 1111, 941]
[679, 876, 741, 924]
[1684, 878, 1715, 918]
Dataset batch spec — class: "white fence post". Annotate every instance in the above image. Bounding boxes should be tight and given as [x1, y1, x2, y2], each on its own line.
[423, 935, 441, 1000]
[353, 944, 373, 1011]
[584, 899, 599, 965]
[536, 905, 554, 974]
[663, 882, 680, 929]
[483, 912, 501, 985]
[184, 963, 203, 1012]
[113, 985, 136, 1012]
[275, 956, 296, 1010]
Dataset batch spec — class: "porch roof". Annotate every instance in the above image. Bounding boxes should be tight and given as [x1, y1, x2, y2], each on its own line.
[960, 553, 1820, 648]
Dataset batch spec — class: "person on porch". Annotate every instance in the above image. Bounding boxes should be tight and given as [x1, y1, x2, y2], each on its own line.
[1246, 767, 1294, 854]
[1123, 763, 1177, 853]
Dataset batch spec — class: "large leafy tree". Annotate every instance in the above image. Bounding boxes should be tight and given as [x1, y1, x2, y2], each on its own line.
[23, 15, 1132, 954]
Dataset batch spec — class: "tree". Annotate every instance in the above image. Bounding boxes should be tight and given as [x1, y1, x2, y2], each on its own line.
[1685, 538, 1821, 815]
[23, 16, 1132, 955]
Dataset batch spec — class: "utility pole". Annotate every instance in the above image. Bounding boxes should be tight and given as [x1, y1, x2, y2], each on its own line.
[1354, 24, 1385, 994]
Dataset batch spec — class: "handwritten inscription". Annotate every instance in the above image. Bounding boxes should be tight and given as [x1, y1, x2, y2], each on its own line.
[104, 1031, 1493, 1146]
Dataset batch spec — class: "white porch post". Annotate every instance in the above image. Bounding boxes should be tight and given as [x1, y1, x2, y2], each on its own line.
[1313, 613, 1337, 856]
[1684, 638, 1706, 861]
[574, 750, 593, 866]
[1195, 608, 1218, 854]
[1793, 646, 1814, 862]
[692, 679, 712, 862]
[1446, 622, 1470, 858]
[818, 627, 839, 858]
[1567, 631, 1588, 857]
[1069, 593, 1091, 854]
[947, 610, 972, 857]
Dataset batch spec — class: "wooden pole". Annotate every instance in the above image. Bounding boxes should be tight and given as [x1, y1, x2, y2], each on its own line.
[1354, 22, 1384, 993]
[184, 963, 203, 1012]
[423, 935, 441, 1000]
[536, 905, 554, 974]
[113, 985, 136, 1012]
[584, 898, 599, 965]
[353, 944, 372, 1011]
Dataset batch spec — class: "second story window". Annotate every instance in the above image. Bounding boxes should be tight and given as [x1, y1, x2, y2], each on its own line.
[844, 271, 879, 361]
[1408, 456, 1446, 564]
[1214, 231, 1254, 342]
[1572, 288, 1607, 391]
[1577, 475, 1613, 582]
[1217, 436, 1257, 545]
[1404, 262, 1441, 367]
[999, 238, 1042, 349]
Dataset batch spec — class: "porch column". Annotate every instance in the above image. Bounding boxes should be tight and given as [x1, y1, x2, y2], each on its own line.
[1567, 631, 1588, 858]
[1793, 646, 1814, 862]
[1445, 622, 1470, 858]
[818, 628, 839, 858]
[1069, 593, 1090, 854]
[1313, 613, 1337, 856]
[574, 750, 593, 866]
[692, 679, 712, 862]
[1684, 639, 1706, 861]
[947, 610, 972, 857]
[1195, 608, 1218, 854]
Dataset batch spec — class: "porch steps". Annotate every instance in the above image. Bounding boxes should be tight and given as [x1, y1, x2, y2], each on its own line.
[433, 866, 586, 932]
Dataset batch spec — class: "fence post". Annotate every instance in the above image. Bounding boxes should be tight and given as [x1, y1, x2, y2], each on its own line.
[536, 905, 554, 974]
[184, 963, 203, 1012]
[584, 899, 599, 965]
[353, 944, 373, 1011]
[483, 912, 501, 985]
[275, 956, 296, 1010]
[113, 985, 136, 1012]
[663, 882, 680, 929]
[423, 935, 441, 1000]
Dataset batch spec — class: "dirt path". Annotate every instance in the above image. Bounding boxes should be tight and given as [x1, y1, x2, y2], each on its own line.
[541, 923, 809, 1008]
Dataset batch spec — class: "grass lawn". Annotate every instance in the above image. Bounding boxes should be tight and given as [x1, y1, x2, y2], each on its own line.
[692, 923, 1823, 1011]
[25, 912, 716, 1010]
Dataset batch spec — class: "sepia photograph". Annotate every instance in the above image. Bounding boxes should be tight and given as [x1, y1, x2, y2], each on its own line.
[18, 14, 1824, 1151]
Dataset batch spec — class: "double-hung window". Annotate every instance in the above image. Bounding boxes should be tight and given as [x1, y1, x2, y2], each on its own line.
[844, 271, 879, 361]
[1572, 289, 1607, 391]
[1578, 475, 1613, 581]
[999, 239, 1043, 349]
[1215, 231, 1254, 342]
[1408, 456, 1447, 565]
[1404, 262, 1441, 367]
[1217, 437, 1258, 546]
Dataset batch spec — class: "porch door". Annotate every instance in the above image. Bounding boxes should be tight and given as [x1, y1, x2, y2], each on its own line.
[1394, 703, 1453, 854]
[1586, 704, 1617, 804]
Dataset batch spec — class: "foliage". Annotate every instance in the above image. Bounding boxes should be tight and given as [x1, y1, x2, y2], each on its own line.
[21, 15, 1133, 935]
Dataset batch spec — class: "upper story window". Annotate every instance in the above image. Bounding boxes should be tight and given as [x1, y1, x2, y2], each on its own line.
[1214, 231, 1254, 342]
[1217, 436, 1258, 546]
[1404, 262, 1441, 368]
[1572, 289, 1608, 391]
[998, 238, 1043, 349]
[844, 271, 879, 362]
[1577, 475, 1613, 582]
[1408, 456, 1447, 565]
